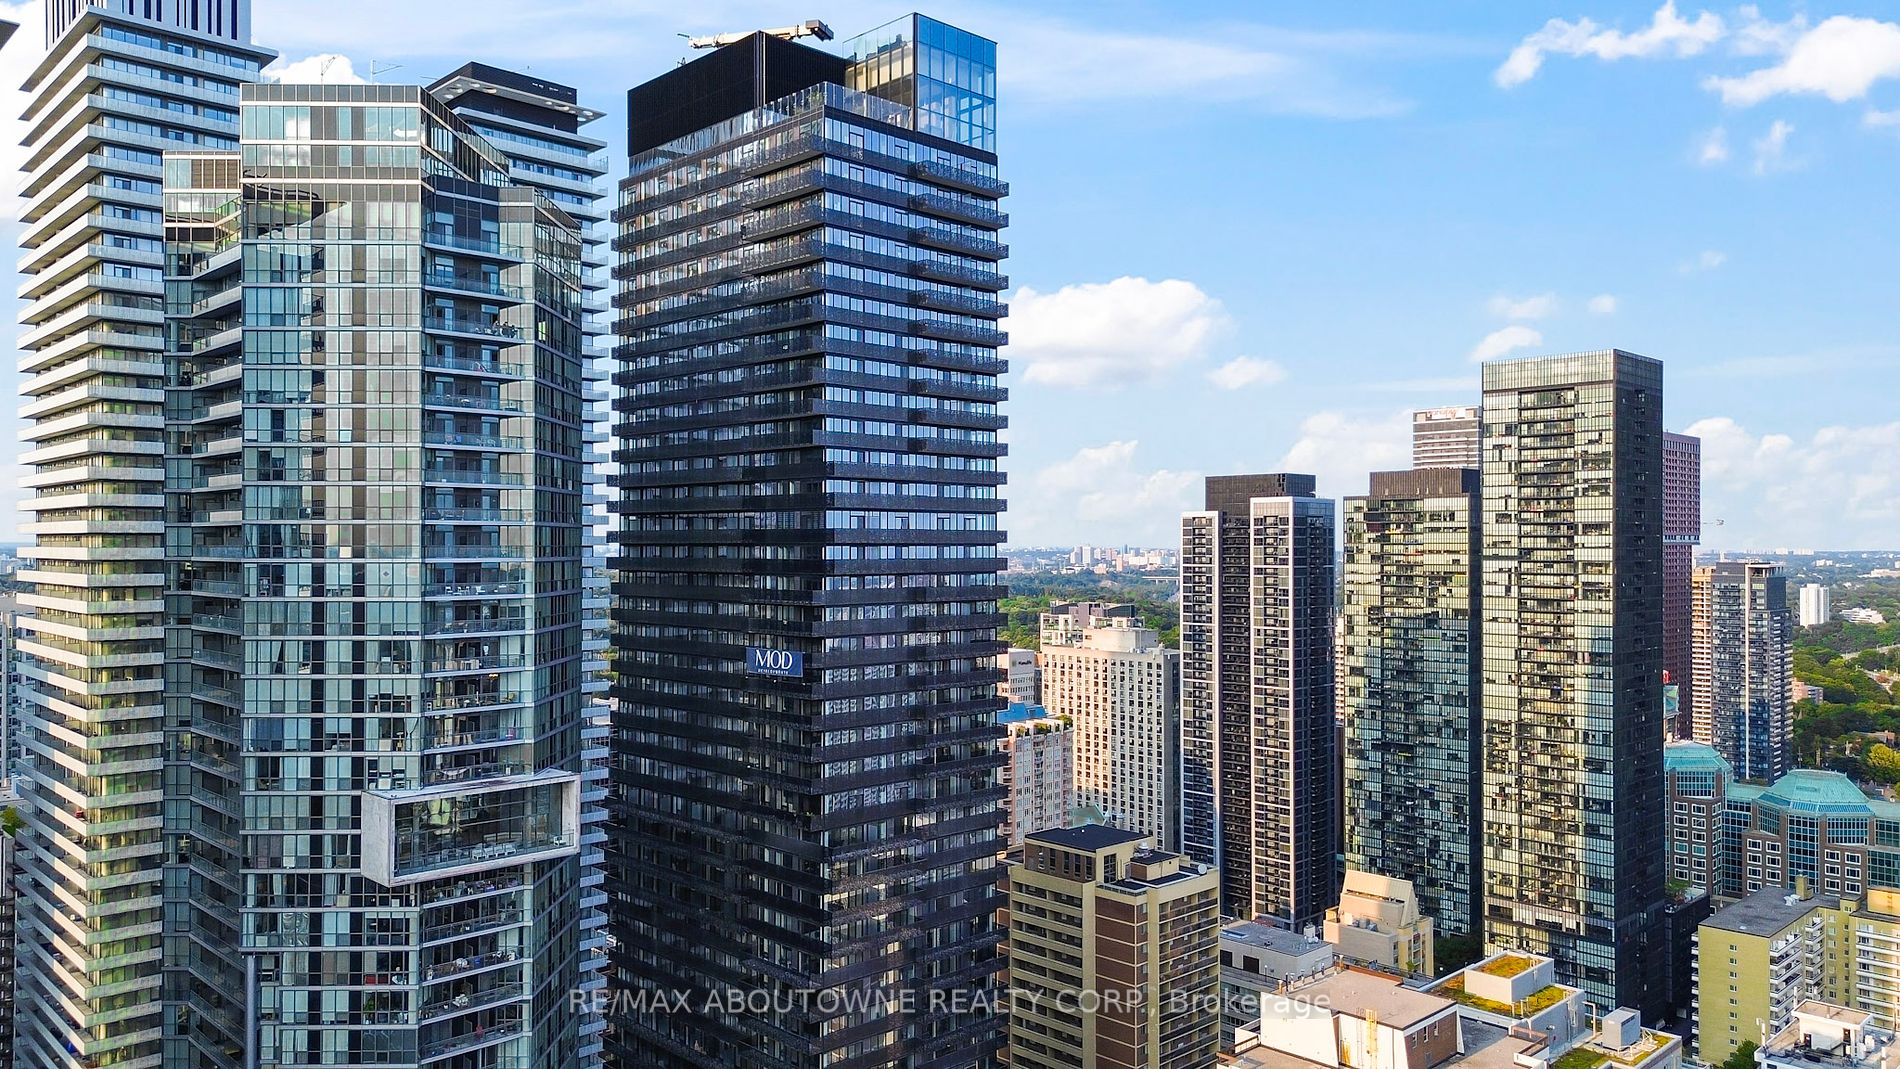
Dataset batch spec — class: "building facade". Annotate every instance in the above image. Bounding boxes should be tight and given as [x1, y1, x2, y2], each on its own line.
[1693, 888, 1839, 1067]
[1663, 431, 1701, 736]
[1323, 871, 1434, 977]
[1039, 611, 1180, 850]
[609, 17, 1010, 1068]
[0, 782, 18, 1069]
[1479, 351, 1667, 1018]
[1001, 715, 1074, 845]
[1004, 825, 1221, 1069]
[10, 5, 272, 1067]
[1181, 475, 1337, 925]
[1217, 921, 1335, 1053]
[161, 83, 592, 1068]
[427, 61, 615, 1063]
[1691, 561, 1792, 783]
[1664, 741, 1733, 897]
[998, 646, 1039, 705]
[1725, 770, 1900, 901]
[1798, 584, 1832, 628]
[1341, 468, 1480, 936]
[1412, 406, 1481, 468]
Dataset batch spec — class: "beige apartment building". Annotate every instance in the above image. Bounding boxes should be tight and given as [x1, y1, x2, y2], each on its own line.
[1039, 606, 1181, 850]
[1004, 825, 1220, 1069]
[1002, 715, 1076, 845]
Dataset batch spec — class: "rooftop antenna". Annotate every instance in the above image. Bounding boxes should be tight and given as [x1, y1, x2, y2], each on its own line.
[369, 61, 403, 84]
[687, 20, 834, 50]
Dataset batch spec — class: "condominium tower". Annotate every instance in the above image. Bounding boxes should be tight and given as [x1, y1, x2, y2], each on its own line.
[11, 5, 270, 1067]
[1691, 561, 1792, 783]
[1479, 350, 1667, 1018]
[1000, 714, 1074, 845]
[1040, 607, 1180, 850]
[161, 82, 592, 1067]
[1413, 405, 1481, 468]
[1663, 431, 1701, 734]
[427, 61, 615, 1060]
[1340, 468, 1481, 936]
[610, 17, 1009, 1068]
[1004, 826, 1221, 1069]
[1181, 474, 1337, 924]
[1799, 583, 1831, 628]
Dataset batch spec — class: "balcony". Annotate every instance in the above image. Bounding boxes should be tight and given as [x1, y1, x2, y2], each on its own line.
[908, 226, 1007, 260]
[910, 158, 1008, 197]
[361, 769, 581, 887]
[422, 230, 525, 261]
[422, 315, 526, 343]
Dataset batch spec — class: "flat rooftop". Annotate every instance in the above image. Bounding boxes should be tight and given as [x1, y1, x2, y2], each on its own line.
[1286, 968, 1452, 1029]
[1026, 824, 1146, 851]
[1702, 888, 1838, 936]
[1222, 920, 1332, 957]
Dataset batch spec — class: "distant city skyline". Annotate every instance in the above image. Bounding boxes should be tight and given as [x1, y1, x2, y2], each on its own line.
[0, 1, 1897, 553]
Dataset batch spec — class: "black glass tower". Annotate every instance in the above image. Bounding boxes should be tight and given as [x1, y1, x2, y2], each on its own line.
[1479, 350, 1667, 1018]
[609, 16, 1008, 1069]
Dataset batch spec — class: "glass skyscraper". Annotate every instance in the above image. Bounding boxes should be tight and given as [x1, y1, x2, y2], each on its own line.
[161, 82, 591, 1069]
[1341, 468, 1482, 937]
[428, 62, 615, 1066]
[1479, 349, 1667, 1018]
[11, 5, 270, 1067]
[1179, 475, 1338, 925]
[610, 16, 1008, 1069]
[1691, 560, 1792, 783]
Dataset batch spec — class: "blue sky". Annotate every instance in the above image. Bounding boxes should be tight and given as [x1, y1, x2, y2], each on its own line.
[4, 0, 1896, 550]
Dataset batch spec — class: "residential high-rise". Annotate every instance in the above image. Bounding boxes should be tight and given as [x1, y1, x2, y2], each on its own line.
[1694, 887, 1841, 1066]
[998, 646, 1039, 704]
[428, 61, 615, 1063]
[1663, 431, 1701, 735]
[1180, 474, 1337, 924]
[1799, 583, 1832, 628]
[1479, 350, 1667, 1018]
[1004, 825, 1221, 1069]
[1341, 467, 1481, 935]
[11, 6, 271, 1067]
[1039, 609, 1180, 849]
[0, 782, 18, 1069]
[1691, 561, 1792, 783]
[1001, 715, 1074, 845]
[161, 82, 592, 1067]
[610, 17, 1009, 1068]
[1413, 405, 1481, 468]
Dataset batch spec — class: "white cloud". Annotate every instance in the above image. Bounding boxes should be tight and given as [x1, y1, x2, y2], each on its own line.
[1274, 411, 1412, 500]
[1751, 119, 1797, 174]
[1000, 17, 1412, 118]
[1206, 356, 1288, 391]
[266, 53, 369, 84]
[1469, 325, 1544, 363]
[1680, 249, 1728, 273]
[1865, 108, 1900, 129]
[1587, 294, 1619, 315]
[1011, 441, 1202, 546]
[1706, 16, 1900, 105]
[1487, 293, 1558, 320]
[1005, 277, 1227, 389]
[1495, 1, 1725, 88]
[1696, 125, 1731, 164]
[1689, 416, 1900, 549]
[1732, 5, 1809, 56]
